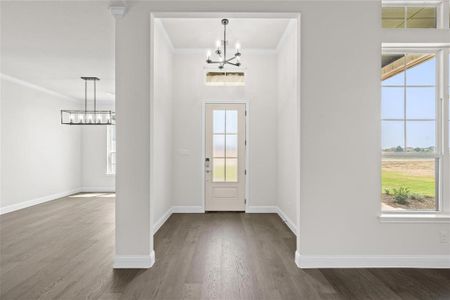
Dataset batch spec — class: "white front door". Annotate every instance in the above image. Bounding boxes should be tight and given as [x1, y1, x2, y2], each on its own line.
[205, 103, 246, 211]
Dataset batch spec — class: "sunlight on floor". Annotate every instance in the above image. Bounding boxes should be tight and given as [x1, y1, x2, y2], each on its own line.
[69, 193, 115, 198]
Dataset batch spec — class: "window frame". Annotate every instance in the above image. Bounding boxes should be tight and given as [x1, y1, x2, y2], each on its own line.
[106, 125, 116, 175]
[204, 70, 246, 87]
[381, 46, 447, 215]
[382, 0, 444, 29]
[442, 48, 450, 214]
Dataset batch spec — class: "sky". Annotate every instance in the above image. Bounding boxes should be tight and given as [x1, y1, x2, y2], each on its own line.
[381, 56, 449, 150]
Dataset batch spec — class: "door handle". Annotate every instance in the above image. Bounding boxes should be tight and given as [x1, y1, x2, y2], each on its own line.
[205, 158, 211, 173]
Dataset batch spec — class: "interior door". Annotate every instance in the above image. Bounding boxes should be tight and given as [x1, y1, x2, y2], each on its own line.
[205, 103, 246, 211]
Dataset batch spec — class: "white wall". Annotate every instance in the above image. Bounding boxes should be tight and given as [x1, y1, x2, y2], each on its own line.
[115, 8, 153, 265]
[0, 76, 82, 211]
[114, 1, 450, 267]
[171, 51, 278, 208]
[81, 103, 115, 192]
[276, 20, 298, 229]
[297, 2, 450, 259]
[152, 20, 174, 226]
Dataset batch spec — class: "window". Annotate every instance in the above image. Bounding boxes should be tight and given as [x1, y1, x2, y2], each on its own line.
[205, 71, 245, 86]
[212, 110, 238, 182]
[381, 51, 439, 211]
[107, 125, 116, 175]
[382, 5, 437, 28]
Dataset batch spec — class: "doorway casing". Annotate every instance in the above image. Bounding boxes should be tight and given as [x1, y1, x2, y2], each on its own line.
[149, 11, 301, 266]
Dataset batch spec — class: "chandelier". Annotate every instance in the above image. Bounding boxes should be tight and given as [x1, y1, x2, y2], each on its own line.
[61, 77, 115, 125]
[206, 19, 242, 69]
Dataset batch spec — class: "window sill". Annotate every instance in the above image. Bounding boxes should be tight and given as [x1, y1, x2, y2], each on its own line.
[379, 213, 450, 223]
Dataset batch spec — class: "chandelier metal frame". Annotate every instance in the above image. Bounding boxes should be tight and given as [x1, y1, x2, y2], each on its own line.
[206, 19, 241, 69]
[61, 77, 115, 125]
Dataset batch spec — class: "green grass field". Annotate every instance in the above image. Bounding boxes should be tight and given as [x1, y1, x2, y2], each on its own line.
[382, 170, 435, 197]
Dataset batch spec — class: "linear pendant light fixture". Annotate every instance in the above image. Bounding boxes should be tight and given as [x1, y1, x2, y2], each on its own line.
[206, 19, 242, 69]
[61, 77, 115, 125]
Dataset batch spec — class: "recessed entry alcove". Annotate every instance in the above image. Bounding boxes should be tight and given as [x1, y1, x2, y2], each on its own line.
[149, 12, 301, 258]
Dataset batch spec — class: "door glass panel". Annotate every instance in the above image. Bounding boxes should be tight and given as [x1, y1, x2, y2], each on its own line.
[226, 135, 238, 158]
[211, 108, 241, 183]
[225, 158, 238, 182]
[226, 110, 238, 133]
[213, 158, 225, 182]
[213, 134, 225, 157]
[213, 110, 225, 134]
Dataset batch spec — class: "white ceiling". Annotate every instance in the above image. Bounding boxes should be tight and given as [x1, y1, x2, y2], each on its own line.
[1, 2, 290, 104]
[160, 18, 290, 50]
[1, 1, 115, 104]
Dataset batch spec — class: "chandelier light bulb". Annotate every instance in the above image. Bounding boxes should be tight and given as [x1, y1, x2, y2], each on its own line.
[87, 114, 93, 123]
[96, 114, 102, 123]
[215, 40, 221, 49]
[206, 49, 212, 59]
[235, 42, 241, 51]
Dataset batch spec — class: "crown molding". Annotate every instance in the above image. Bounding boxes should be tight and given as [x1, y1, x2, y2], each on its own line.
[155, 19, 175, 52]
[0, 73, 79, 103]
[110, 1, 127, 18]
[172, 48, 277, 55]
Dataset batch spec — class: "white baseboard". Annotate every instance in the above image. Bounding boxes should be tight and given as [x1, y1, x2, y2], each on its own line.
[172, 206, 204, 213]
[245, 206, 298, 236]
[276, 207, 298, 236]
[81, 187, 115, 193]
[295, 252, 450, 269]
[153, 207, 173, 234]
[295, 251, 302, 268]
[0, 188, 82, 215]
[113, 251, 155, 269]
[246, 206, 277, 213]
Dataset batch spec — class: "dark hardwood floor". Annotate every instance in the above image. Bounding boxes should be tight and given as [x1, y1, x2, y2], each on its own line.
[1, 193, 449, 299]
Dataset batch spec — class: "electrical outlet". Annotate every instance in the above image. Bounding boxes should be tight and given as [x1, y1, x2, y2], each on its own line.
[439, 230, 449, 244]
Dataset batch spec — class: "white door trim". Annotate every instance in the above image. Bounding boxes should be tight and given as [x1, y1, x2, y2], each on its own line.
[201, 100, 250, 212]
